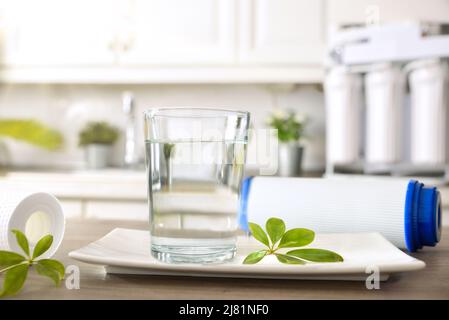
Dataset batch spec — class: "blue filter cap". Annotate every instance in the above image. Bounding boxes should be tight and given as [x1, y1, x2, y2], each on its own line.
[405, 180, 442, 252]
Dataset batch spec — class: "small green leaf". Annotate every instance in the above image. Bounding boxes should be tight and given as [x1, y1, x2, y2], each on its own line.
[0, 263, 29, 297]
[35, 259, 65, 286]
[265, 217, 285, 246]
[0, 251, 26, 268]
[275, 254, 305, 265]
[243, 250, 267, 264]
[38, 259, 65, 277]
[278, 228, 315, 248]
[32, 235, 53, 259]
[287, 249, 344, 263]
[11, 230, 30, 257]
[248, 222, 270, 247]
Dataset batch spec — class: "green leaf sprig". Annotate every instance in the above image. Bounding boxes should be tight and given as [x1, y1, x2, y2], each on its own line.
[243, 218, 344, 265]
[0, 230, 65, 298]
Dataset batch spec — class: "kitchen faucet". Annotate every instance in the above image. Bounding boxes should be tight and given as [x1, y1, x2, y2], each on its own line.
[122, 91, 140, 168]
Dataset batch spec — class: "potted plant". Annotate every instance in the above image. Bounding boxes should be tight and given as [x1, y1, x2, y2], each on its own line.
[266, 109, 307, 177]
[78, 121, 119, 169]
[0, 119, 63, 167]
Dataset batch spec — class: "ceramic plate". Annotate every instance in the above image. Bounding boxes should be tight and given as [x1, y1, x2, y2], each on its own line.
[69, 228, 425, 281]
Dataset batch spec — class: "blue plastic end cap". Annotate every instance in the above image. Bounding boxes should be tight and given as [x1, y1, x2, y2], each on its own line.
[405, 180, 442, 252]
[239, 176, 253, 232]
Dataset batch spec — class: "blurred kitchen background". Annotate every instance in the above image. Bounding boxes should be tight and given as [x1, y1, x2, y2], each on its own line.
[0, 0, 449, 222]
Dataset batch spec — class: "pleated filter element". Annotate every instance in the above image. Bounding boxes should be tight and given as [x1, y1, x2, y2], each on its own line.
[0, 185, 65, 258]
[239, 177, 442, 252]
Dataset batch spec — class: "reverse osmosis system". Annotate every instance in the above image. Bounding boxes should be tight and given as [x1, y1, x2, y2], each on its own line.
[324, 23, 449, 177]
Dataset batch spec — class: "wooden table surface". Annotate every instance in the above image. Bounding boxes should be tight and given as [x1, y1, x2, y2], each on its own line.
[9, 220, 449, 300]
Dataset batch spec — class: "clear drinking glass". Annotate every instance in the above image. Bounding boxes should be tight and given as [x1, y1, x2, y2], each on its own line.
[144, 108, 250, 264]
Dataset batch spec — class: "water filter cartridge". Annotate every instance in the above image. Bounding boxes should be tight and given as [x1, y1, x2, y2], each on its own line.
[0, 185, 65, 258]
[239, 177, 441, 252]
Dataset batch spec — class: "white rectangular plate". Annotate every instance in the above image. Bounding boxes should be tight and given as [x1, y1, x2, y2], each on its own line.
[69, 228, 425, 281]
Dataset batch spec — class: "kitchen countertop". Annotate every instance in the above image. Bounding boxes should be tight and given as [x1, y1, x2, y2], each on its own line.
[0, 168, 323, 201]
[2, 169, 449, 205]
[0, 169, 148, 200]
[0, 167, 268, 200]
[8, 220, 449, 300]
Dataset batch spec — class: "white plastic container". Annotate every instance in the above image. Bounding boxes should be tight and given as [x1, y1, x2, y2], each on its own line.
[325, 67, 363, 165]
[364, 64, 405, 164]
[409, 60, 449, 165]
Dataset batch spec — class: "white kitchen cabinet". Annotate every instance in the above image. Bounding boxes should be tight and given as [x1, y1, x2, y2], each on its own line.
[327, 0, 449, 26]
[239, 0, 325, 65]
[0, 0, 116, 66]
[0, 0, 325, 82]
[85, 200, 148, 221]
[120, 0, 236, 65]
[59, 199, 83, 220]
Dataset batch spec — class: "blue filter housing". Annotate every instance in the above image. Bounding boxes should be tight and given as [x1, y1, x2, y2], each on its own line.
[239, 177, 442, 252]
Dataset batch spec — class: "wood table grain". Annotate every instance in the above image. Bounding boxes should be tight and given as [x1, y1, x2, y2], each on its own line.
[9, 220, 449, 300]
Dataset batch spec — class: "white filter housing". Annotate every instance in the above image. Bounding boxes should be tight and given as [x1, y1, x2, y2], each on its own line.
[409, 60, 449, 165]
[365, 65, 404, 164]
[325, 68, 363, 165]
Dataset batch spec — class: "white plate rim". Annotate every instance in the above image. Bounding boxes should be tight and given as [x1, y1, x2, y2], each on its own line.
[69, 228, 426, 276]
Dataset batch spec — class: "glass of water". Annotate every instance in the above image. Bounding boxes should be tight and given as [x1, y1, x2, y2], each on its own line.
[144, 108, 250, 264]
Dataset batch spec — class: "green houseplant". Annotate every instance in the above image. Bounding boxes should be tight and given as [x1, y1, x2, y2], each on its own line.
[266, 109, 307, 177]
[78, 121, 119, 169]
[0, 119, 63, 167]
